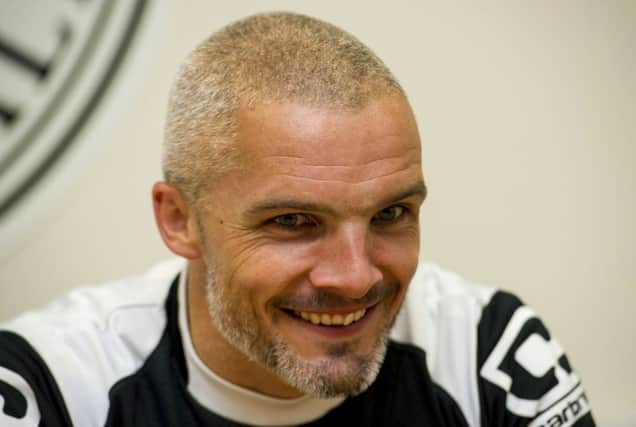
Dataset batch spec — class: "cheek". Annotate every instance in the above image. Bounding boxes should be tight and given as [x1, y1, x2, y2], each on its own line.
[372, 232, 420, 281]
[225, 241, 315, 303]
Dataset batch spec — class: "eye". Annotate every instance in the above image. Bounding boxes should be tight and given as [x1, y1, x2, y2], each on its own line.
[373, 205, 405, 223]
[271, 213, 314, 228]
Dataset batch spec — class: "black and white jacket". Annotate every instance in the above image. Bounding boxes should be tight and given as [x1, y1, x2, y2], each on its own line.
[0, 259, 595, 426]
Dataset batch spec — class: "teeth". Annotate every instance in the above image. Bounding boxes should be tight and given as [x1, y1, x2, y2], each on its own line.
[295, 309, 367, 326]
[310, 313, 321, 325]
[344, 313, 354, 326]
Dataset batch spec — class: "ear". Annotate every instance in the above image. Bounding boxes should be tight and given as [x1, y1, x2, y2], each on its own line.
[152, 182, 201, 259]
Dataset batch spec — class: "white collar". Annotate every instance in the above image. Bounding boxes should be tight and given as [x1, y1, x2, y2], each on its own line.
[177, 271, 345, 426]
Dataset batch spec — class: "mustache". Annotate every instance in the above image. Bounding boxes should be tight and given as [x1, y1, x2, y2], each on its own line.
[272, 282, 398, 310]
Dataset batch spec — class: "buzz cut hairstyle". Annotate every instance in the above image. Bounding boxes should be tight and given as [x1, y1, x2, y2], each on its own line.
[163, 11, 406, 205]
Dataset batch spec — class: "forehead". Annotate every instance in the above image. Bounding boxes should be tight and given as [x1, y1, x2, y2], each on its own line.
[235, 97, 421, 175]
[213, 96, 424, 215]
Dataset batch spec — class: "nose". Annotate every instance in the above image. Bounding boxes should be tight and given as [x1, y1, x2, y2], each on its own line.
[308, 223, 383, 299]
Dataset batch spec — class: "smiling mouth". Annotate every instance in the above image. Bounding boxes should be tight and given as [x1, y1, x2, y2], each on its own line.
[290, 308, 368, 327]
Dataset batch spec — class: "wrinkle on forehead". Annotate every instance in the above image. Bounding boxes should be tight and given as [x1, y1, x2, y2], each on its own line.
[253, 142, 420, 184]
[258, 150, 419, 167]
[270, 164, 421, 185]
[245, 134, 421, 165]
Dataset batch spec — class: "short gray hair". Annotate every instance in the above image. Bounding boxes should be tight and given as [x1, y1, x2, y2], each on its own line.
[163, 12, 405, 204]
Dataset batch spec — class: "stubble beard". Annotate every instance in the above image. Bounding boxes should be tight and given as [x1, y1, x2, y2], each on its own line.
[203, 265, 396, 398]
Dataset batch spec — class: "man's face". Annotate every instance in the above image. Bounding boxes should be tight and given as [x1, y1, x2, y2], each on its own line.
[195, 96, 425, 397]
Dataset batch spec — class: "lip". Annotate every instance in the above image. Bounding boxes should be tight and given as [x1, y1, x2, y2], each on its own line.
[279, 303, 379, 339]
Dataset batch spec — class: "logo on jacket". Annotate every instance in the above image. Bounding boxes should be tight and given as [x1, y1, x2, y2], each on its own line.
[480, 306, 590, 425]
[0, 367, 40, 426]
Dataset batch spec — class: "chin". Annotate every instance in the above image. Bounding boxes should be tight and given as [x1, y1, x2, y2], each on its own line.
[265, 331, 390, 398]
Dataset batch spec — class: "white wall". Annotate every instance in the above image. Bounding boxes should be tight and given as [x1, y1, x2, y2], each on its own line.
[0, 1, 633, 425]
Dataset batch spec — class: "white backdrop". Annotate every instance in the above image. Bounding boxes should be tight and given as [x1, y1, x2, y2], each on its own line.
[0, 2, 634, 425]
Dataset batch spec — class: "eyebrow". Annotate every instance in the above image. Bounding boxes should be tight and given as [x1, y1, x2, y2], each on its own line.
[380, 180, 427, 207]
[245, 180, 427, 216]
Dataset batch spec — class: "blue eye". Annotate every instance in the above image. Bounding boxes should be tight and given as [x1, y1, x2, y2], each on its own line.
[373, 206, 405, 222]
[272, 214, 312, 228]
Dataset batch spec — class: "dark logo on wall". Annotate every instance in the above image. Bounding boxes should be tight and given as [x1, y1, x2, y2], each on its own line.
[0, 0, 149, 220]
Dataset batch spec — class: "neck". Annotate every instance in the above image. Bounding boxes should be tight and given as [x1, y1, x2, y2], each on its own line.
[186, 260, 304, 399]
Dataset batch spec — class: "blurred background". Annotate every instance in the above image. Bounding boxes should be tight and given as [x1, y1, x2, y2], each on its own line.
[0, 1, 633, 425]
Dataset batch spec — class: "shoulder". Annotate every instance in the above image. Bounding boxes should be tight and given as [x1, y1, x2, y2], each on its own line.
[475, 289, 593, 426]
[0, 258, 184, 427]
[392, 263, 594, 427]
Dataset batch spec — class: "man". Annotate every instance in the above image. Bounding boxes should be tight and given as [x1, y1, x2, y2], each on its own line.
[0, 12, 594, 427]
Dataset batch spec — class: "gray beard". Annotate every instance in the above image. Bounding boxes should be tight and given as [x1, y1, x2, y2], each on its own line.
[203, 266, 393, 398]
